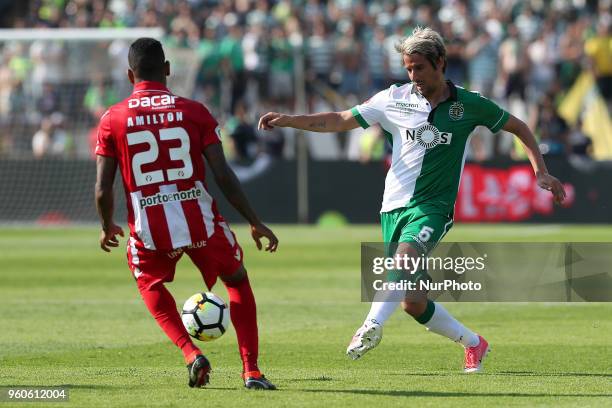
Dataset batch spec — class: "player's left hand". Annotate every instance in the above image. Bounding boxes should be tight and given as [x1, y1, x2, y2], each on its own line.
[258, 112, 289, 130]
[99, 223, 124, 252]
[251, 223, 279, 252]
[537, 172, 566, 204]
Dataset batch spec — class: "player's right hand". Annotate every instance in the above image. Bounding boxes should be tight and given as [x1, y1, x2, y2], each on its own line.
[536, 172, 566, 205]
[258, 112, 289, 130]
[99, 223, 124, 252]
[251, 223, 279, 252]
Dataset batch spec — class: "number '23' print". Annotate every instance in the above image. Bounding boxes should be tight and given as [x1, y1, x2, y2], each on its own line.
[127, 126, 193, 186]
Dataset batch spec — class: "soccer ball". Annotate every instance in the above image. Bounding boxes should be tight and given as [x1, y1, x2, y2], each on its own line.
[181, 292, 230, 341]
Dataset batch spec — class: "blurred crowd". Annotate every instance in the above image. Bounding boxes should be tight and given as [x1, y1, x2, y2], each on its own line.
[0, 0, 610, 162]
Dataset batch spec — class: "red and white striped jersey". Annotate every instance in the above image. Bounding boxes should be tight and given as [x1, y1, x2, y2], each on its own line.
[95, 81, 224, 251]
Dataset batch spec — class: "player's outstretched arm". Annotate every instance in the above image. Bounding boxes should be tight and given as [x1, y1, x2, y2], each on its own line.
[95, 155, 124, 252]
[258, 110, 360, 133]
[502, 114, 566, 204]
[203, 144, 278, 252]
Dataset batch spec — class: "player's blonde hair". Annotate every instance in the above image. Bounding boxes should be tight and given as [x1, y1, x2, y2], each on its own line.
[395, 26, 447, 72]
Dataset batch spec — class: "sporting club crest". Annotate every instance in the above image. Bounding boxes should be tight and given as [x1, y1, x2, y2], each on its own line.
[449, 101, 464, 120]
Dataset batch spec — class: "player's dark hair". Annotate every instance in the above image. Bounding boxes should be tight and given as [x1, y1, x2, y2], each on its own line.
[128, 38, 166, 80]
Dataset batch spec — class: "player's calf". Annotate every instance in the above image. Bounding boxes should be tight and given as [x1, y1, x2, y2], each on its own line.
[401, 299, 428, 317]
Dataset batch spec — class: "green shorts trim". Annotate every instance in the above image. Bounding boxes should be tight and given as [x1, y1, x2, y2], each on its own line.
[381, 207, 453, 255]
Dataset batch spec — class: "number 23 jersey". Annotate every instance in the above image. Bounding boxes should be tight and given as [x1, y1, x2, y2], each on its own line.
[95, 81, 224, 251]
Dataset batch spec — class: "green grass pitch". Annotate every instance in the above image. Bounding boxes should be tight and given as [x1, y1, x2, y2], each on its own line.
[0, 224, 611, 407]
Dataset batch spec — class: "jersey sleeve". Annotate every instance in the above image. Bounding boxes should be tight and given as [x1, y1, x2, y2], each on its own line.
[94, 110, 116, 158]
[475, 95, 510, 133]
[350, 89, 388, 129]
[198, 104, 222, 150]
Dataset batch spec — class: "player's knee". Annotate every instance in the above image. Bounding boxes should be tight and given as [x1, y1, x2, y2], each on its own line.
[136, 277, 161, 295]
[396, 242, 420, 259]
[220, 265, 248, 287]
[401, 300, 426, 317]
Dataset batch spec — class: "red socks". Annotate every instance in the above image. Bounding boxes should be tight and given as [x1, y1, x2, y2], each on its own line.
[138, 276, 259, 371]
[224, 277, 259, 373]
[138, 281, 201, 363]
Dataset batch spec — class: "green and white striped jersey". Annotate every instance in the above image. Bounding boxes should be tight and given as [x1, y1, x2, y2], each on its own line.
[351, 81, 509, 215]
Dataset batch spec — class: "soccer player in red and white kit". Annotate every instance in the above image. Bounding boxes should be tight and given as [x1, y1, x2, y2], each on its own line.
[95, 38, 278, 390]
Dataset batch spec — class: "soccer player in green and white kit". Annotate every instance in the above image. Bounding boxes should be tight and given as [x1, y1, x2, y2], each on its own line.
[258, 27, 566, 373]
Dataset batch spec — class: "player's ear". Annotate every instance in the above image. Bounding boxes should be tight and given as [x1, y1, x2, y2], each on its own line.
[436, 56, 444, 72]
[127, 68, 135, 85]
[165, 61, 170, 77]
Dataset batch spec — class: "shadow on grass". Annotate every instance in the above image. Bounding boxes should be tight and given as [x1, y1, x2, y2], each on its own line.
[496, 371, 612, 378]
[3, 384, 119, 390]
[385, 372, 453, 377]
[60, 384, 122, 390]
[284, 377, 334, 383]
[385, 371, 612, 379]
[300, 389, 612, 398]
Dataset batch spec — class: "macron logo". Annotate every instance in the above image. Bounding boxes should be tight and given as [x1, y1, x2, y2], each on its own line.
[128, 95, 176, 109]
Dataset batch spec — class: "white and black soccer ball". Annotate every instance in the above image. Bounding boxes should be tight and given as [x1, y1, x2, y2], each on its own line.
[181, 292, 229, 341]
